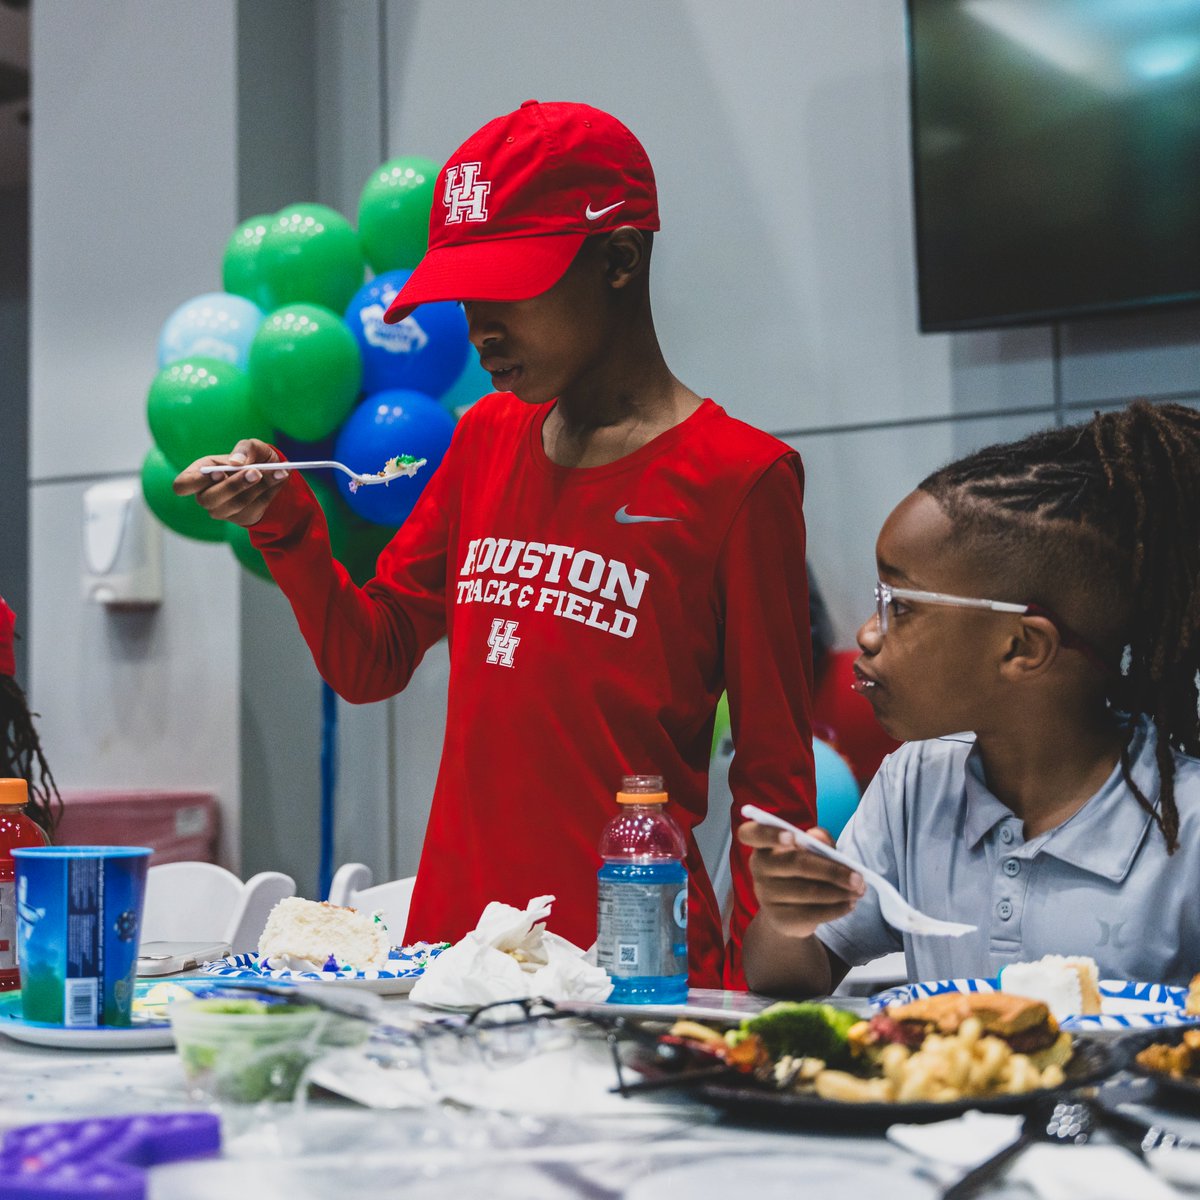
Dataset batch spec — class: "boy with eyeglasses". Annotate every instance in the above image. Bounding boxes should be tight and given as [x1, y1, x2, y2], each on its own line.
[740, 402, 1200, 995]
[174, 100, 815, 989]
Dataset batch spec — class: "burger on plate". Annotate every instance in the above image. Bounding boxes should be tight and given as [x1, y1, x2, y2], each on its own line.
[850, 990, 1073, 1070]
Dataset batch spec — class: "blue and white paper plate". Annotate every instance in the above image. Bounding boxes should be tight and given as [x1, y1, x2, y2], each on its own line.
[871, 977, 1200, 1033]
[203, 942, 448, 995]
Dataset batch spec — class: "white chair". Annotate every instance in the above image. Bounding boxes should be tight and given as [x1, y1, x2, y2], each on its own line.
[327, 862, 372, 905]
[327, 862, 416, 943]
[139, 862, 296, 954]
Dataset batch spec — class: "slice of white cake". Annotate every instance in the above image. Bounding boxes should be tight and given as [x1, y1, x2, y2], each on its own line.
[257, 897, 391, 971]
[998, 954, 1102, 1020]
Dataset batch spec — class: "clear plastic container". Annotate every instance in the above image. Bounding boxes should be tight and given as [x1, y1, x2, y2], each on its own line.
[596, 774, 688, 1004]
[168, 995, 371, 1103]
[0, 778, 48, 992]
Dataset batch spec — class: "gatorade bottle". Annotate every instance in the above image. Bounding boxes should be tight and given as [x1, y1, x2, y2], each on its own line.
[0, 779, 49, 991]
[597, 774, 688, 1004]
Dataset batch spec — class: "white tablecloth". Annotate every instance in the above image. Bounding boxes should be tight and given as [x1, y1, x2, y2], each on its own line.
[0, 991, 1192, 1200]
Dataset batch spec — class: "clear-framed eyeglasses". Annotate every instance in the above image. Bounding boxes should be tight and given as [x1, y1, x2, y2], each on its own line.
[292, 996, 662, 1112]
[873, 581, 1027, 636]
[871, 581, 1113, 674]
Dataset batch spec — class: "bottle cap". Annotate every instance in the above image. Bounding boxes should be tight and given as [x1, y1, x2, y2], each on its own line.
[616, 774, 667, 805]
[0, 778, 29, 806]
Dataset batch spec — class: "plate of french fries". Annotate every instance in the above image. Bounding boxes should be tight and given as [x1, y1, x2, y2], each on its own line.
[622, 994, 1113, 1125]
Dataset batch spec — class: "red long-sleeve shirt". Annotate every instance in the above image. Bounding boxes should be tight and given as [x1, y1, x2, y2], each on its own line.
[251, 394, 815, 987]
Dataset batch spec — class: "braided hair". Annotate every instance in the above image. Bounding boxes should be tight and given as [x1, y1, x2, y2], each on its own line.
[919, 400, 1200, 853]
[1, 675, 61, 837]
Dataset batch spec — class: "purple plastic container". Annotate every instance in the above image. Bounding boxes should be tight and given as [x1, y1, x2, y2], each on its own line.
[0, 1112, 220, 1199]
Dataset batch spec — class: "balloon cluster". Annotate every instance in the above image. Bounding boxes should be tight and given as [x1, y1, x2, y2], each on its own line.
[141, 156, 492, 584]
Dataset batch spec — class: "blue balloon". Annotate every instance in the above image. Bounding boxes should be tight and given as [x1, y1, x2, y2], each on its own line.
[333, 389, 456, 526]
[157, 292, 264, 370]
[273, 429, 340, 488]
[344, 269, 470, 399]
[439, 353, 494, 417]
[814, 737, 861, 841]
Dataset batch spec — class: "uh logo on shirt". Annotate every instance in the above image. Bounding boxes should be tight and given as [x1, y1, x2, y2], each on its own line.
[459, 536, 650, 664]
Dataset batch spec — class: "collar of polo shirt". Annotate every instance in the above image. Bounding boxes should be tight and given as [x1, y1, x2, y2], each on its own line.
[960, 716, 1157, 884]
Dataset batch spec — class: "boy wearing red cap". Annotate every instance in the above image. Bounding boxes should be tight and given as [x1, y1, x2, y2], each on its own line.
[176, 101, 815, 987]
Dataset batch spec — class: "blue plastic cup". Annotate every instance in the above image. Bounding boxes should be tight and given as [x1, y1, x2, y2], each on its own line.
[12, 846, 151, 1027]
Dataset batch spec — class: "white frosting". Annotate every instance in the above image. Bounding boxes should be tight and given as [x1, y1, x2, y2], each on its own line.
[999, 954, 1098, 1020]
[257, 897, 392, 971]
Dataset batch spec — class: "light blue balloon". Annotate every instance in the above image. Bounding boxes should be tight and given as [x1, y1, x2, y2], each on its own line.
[344, 269, 469, 399]
[814, 737, 861, 841]
[157, 292, 265, 370]
[439, 353, 494, 416]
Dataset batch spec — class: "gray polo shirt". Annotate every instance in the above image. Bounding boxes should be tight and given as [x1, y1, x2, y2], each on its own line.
[817, 717, 1200, 987]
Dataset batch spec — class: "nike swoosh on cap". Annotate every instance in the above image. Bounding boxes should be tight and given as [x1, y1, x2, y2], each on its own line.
[585, 200, 625, 221]
[614, 505, 680, 524]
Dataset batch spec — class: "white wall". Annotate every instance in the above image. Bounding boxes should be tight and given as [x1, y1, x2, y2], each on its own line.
[28, 1, 243, 866]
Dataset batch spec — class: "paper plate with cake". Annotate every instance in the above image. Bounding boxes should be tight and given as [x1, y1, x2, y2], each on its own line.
[872, 954, 1200, 1033]
[202, 898, 448, 995]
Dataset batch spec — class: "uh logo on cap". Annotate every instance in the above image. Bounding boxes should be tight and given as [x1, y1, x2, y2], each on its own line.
[443, 161, 491, 224]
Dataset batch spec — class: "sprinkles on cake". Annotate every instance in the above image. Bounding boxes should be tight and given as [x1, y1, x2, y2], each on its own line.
[348, 454, 428, 493]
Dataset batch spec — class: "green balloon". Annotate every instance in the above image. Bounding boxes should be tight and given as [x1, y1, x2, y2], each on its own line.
[146, 356, 274, 470]
[257, 203, 364, 313]
[711, 691, 732, 758]
[225, 523, 274, 583]
[221, 213, 273, 307]
[141, 446, 227, 542]
[357, 155, 438, 273]
[313, 480, 395, 586]
[248, 304, 362, 442]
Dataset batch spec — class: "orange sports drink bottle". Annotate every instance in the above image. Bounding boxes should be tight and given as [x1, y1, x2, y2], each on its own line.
[0, 778, 49, 991]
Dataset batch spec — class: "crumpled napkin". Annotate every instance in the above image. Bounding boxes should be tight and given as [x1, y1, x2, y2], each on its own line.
[888, 1109, 1022, 1172]
[889, 1111, 1185, 1199]
[1010, 1145, 1183, 1200]
[408, 895, 613, 1008]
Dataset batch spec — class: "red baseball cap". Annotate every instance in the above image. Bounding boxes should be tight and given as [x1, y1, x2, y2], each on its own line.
[383, 100, 659, 323]
[0, 595, 15, 678]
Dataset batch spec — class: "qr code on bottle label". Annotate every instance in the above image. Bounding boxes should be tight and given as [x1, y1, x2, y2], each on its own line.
[618, 944, 638, 968]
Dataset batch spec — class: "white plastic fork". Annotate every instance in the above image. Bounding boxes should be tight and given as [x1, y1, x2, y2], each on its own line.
[740, 803, 976, 938]
[200, 459, 426, 488]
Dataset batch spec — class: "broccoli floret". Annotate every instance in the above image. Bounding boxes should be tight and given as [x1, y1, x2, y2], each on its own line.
[740, 1002, 859, 1067]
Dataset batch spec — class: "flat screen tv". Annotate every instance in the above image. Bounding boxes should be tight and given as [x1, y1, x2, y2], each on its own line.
[907, 0, 1200, 332]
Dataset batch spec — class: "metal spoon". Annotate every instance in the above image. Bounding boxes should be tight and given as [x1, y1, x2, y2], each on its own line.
[941, 1096, 1095, 1198]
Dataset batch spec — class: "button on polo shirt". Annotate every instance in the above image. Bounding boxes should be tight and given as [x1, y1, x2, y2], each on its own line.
[818, 719, 1200, 987]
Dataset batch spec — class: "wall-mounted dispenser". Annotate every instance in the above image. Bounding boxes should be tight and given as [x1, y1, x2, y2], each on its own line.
[82, 479, 163, 607]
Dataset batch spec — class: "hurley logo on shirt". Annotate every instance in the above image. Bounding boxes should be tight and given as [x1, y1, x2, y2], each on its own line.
[457, 536, 648, 642]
